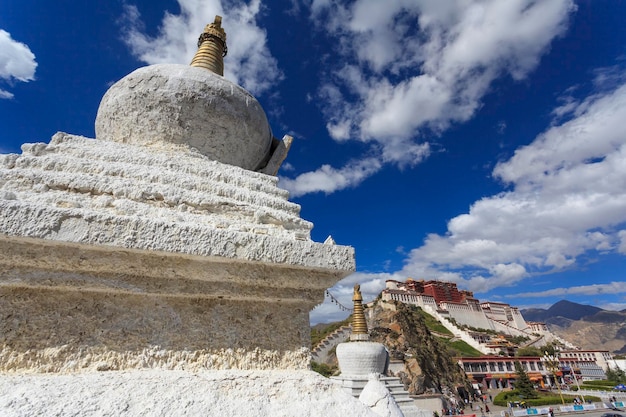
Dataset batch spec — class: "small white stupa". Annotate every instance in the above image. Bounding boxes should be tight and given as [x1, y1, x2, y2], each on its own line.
[0, 16, 379, 417]
[336, 285, 390, 376]
[332, 285, 424, 417]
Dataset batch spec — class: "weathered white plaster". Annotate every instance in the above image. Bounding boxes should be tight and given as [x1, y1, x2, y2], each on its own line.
[0, 132, 354, 270]
[0, 345, 311, 374]
[0, 54, 361, 414]
[0, 131, 355, 372]
[259, 135, 293, 176]
[0, 230, 347, 372]
[95, 64, 273, 171]
[359, 373, 405, 417]
[0, 370, 380, 417]
[336, 342, 388, 377]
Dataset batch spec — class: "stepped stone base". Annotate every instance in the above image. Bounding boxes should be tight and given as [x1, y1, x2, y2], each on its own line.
[0, 133, 355, 373]
[0, 235, 343, 373]
[331, 375, 425, 417]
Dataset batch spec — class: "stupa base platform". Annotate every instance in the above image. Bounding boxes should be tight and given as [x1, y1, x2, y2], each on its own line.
[0, 235, 343, 373]
[331, 375, 424, 417]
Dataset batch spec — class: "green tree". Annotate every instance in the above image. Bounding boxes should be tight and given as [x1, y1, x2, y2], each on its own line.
[514, 361, 538, 399]
[311, 361, 336, 377]
[543, 343, 561, 357]
[516, 346, 542, 357]
[606, 366, 626, 384]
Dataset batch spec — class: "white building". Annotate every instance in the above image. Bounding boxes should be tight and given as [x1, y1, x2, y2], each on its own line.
[382, 279, 533, 338]
[560, 350, 611, 380]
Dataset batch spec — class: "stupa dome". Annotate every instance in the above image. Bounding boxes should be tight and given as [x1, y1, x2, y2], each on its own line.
[95, 63, 273, 171]
[335, 284, 388, 377]
[336, 341, 388, 377]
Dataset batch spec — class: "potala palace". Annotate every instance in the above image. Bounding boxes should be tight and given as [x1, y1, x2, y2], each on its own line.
[381, 278, 576, 355]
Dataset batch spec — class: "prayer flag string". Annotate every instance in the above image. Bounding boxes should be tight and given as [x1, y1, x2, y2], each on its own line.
[324, 290, 353, 312]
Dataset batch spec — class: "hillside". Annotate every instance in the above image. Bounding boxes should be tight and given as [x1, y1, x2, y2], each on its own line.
[312, 299, 475, 397]
[312, 296, 626, 397]
[548, 317, 626, 354]
[521, 300, 626, 354]
[367, 300, 474, 396]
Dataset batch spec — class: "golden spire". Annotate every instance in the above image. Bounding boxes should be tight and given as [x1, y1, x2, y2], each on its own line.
[350, 284, 369, 341]
[190, 15, 228, 76]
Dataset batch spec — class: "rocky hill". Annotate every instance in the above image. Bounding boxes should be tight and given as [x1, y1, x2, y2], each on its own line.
[367, 300, 473, 397]
[521, 300, 626, 354]
[312, 297, 626, 403]
[312, 299, 473, 398]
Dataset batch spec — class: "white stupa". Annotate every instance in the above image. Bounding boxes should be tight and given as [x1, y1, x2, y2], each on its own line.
[332, 285, 424, 417]
[0, 16, 380, 417]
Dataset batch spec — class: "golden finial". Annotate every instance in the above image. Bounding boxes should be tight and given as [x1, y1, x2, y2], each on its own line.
[350, 284, 369, 341]
[190, 15, 228, 76]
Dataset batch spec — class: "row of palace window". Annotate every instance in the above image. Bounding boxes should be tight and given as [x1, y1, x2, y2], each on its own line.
[463, 361, 545, 373]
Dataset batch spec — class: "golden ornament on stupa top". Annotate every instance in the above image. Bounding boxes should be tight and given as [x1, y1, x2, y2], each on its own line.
[350, 284, 369, 341]
[190, 15, 228, 76]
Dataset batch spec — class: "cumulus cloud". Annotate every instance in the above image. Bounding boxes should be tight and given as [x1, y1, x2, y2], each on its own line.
[511, 281, 626, 299]
[279, 157, 383, 197]
[283, 0, 575, 195]
[318, 0, 575, 145]
[599, 302, 626, 311]
[0, 29, 37, 99]
[401, 76, 626, 295]
[619, 230, 626, 254]
[120, 0, 282, 95]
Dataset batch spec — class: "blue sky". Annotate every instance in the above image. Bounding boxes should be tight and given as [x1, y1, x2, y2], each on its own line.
[1, 0, 626, 325]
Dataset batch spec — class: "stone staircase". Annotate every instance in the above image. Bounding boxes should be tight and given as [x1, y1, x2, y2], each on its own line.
[490, 319, 534, 338]
[521, 334, 546, 348]
[311, 325, 351, 364]
[331, 375, 430, 417]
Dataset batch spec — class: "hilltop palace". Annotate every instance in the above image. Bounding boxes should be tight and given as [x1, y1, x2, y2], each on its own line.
[380, 279, 611, 390]
[383, 279, 542, 345]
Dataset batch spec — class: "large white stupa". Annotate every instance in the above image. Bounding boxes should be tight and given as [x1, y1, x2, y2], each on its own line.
[0, 17, 380, 417]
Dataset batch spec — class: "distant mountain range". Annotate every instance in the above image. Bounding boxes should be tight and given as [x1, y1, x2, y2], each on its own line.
[521, 300, 604, 321]
[520, 300, 626, 354]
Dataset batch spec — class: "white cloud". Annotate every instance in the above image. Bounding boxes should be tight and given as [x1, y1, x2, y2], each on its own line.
[494, 84, 626, 190]
[619, 230, 626, 254]
[0, 29, 37, 99]
[279, 157, 382, 197]
[120, 0, 282, 95]
[511, 282, 626, 299]
[599, 302, 626, 312]
[285, 0, 575, 196]
[312, 0, 574, 145]
[401, 79, 626, 295]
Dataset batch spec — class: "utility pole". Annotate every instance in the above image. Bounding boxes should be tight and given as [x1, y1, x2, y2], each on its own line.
[572, 368, 585, 403]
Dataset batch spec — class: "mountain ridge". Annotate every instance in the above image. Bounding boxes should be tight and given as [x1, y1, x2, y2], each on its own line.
[520, 299, 603, 322]
[520, 299, 626, 354]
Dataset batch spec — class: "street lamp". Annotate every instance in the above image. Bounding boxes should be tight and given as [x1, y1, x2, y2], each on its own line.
[544, 351, 565, 405]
